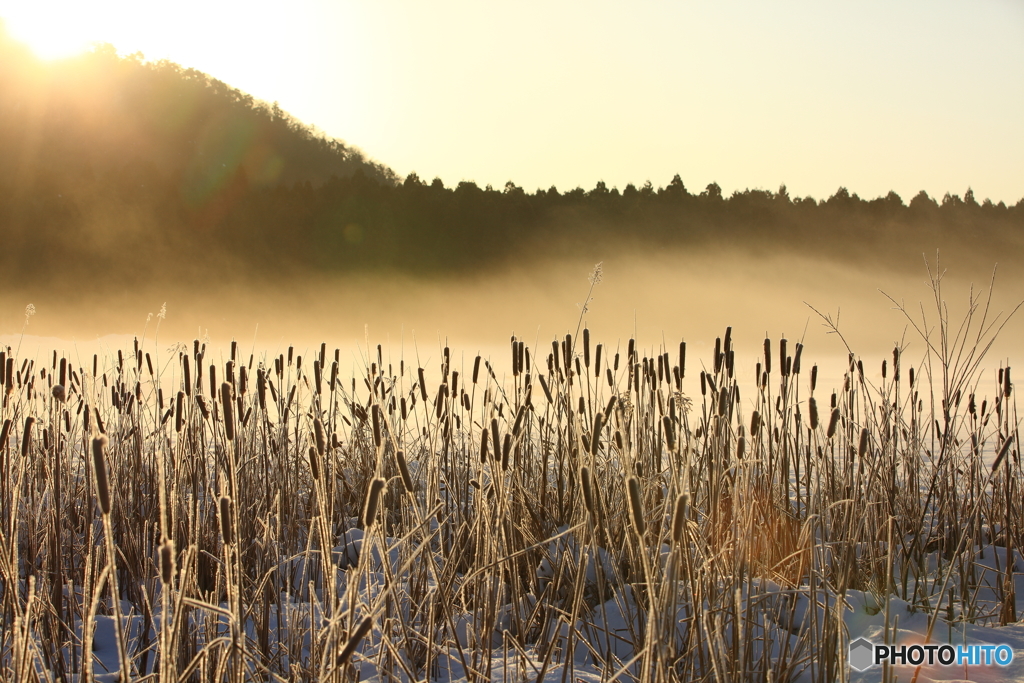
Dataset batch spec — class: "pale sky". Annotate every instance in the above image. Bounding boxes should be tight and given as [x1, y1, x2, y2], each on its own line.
[3, 0, 1022, 203]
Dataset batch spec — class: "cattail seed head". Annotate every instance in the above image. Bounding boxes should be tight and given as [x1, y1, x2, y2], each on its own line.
[627, 476, 645, 536]
[662, 415, 675, 452]
[314, 418, 326, 456]
[580, 466, 596, 517]
[372, 405, 382, 447]
[671, 494, 689, 546]
[160, 540, 175, 585]
[257, 369, 267, 410]
[362, 477, 386, 528]
[21, 416, 34, 458]
[175, 391, 185, 433]
[858, 428, 869, 459]
[809, 398, 819, 430]
[308, 446, 320, 480]
[826, 408, 840, 438]
[396, 449, 414, 493]
[490, 418, 500, 462]
[51, 384, 66, 403]
[219, 495, 233, 544]
[92, 435, 111, 515]
[220, 382, 234, 441]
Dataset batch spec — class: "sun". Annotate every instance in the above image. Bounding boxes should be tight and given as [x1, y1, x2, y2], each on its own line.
[1, 6, 101, 61]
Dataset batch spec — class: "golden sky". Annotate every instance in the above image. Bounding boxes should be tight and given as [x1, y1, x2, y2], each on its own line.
[3, 0, 1022, 203]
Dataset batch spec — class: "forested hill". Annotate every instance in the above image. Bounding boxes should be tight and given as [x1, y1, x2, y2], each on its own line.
[1, 23, 1022, 289]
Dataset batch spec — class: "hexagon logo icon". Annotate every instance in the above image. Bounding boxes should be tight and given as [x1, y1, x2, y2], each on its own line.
[849, 638, 875, 671]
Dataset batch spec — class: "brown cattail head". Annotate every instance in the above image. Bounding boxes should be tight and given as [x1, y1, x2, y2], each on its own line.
[858, 428, 869, 459]
[92, 435, 111, 514]
[372, 405, 382, 448]
[219, 495, 233, 545]
[396, 450, 414, 493]
[662, 415, 675, 452]
[826, 408, 840, 438]
[314, 418, 326, 456]
[220, 382, 235, 441]
[51, 384, 66, 403]
[362, 477, 386, 528]
[308, 445, 321, 480]
[808, 398, 819, 431]
[175, 391, 185, 433]
[579, 466, 596, 517]
[0, 419, 10, 450]
[671, 493, 689, 546]
[160, 539, 175, 585]
[627, 476, 646, 536]
[21, 416, 35, 458]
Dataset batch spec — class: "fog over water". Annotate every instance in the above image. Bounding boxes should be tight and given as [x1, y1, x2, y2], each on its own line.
[2, 248, 1020, 403]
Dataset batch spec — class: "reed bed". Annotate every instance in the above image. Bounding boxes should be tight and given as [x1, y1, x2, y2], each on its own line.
[0, 272, 1020, 682]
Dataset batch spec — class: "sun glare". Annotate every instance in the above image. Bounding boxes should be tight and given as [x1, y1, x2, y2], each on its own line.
[2, 8, 96, 61]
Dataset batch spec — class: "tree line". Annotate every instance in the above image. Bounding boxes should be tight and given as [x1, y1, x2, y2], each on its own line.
[0, 23, 1021, 287]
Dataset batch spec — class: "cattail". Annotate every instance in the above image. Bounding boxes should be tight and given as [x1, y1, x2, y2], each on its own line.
[826, 408, 840, 438]
[220, 382, 234, 441]
[793, 342, 803, 375]
[362, 478, 385, 528]
[591, 412, 604, 455]
[183, 356, 192, 397]
[992, 435, 1014, 472]
[580, 466, 596, 516]
[539, 375, 553, 404]
[257, 369, 267, 410]
[671, 494, 689, 546]
[372, 405, 382, 447]
[196, 395, 210, 420]
[160, 540, 175, 585]
[809, 398, 819, 430]
[174, 391, 185, 433]
[662, 415, 675, 452]
[314, 418, 326, 456]
[627, 476, 646, 536]
[219, 496, 233, 544]
[396, 449, 414, 492]
[51, 384, 65, 403]
[763, 338, 772, 375]
[308, 446, 320, 480]
[512, 405, 526, 436]
[490, 418, 500, 462]
[501, 433, 511, 470]
[858, 428, 869, 459]
[92, 435, 110, 514]
[337, 616, 373, 664]
[21, 416, 34, 458]
[314, 360, 322, 395]
[583, 328, 591, 368]
[0, 419, 9, 450]
[750, 410, 761, 434]
[1005, 367, 1012, 398]
[417, 368, 427, 401]
[480, 429, 489, 463]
